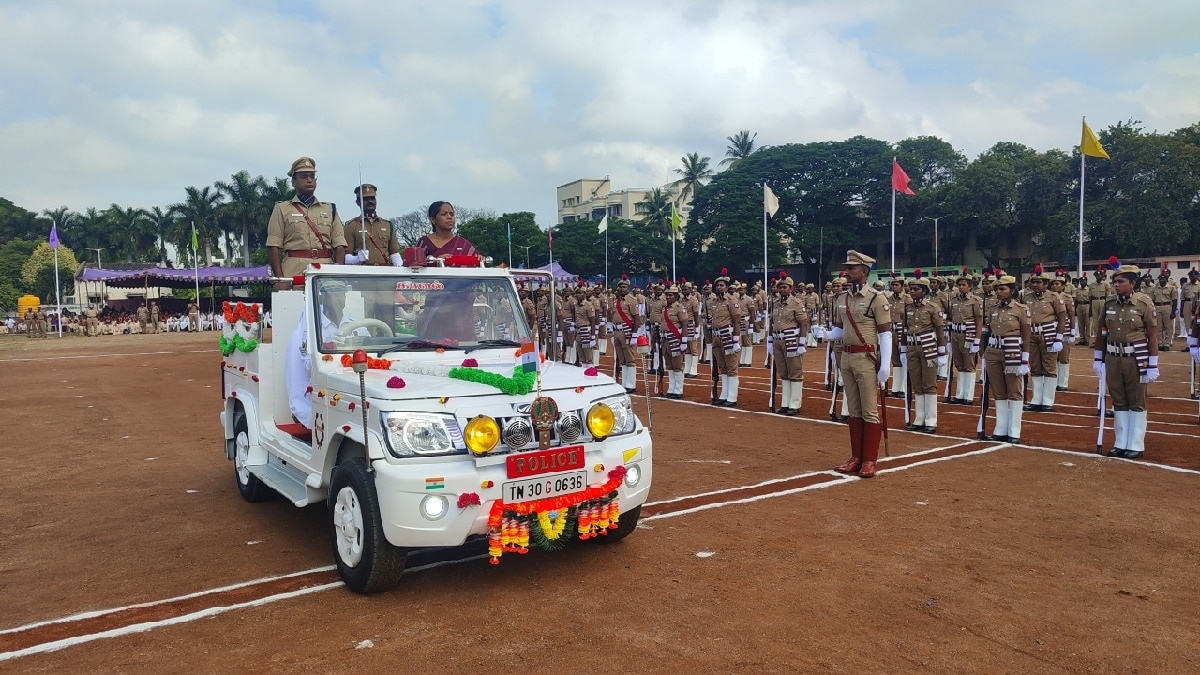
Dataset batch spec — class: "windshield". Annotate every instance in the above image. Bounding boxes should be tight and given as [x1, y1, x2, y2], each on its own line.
[313, 275, 530, 353]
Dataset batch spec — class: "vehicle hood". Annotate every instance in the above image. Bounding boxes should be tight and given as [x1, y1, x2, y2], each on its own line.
[322, 358, 622, 402]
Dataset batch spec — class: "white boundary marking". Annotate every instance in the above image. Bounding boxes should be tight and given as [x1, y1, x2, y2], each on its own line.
[0, 349, 218, 363]
[2, 437, 1197, 661]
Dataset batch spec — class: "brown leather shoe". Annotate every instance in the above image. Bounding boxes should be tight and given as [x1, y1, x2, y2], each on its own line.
[834, 457, 862, 473]
[858, 461, 877, 478]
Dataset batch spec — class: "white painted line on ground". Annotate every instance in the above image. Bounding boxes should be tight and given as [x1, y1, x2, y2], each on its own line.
[2, 434, 1195, 661]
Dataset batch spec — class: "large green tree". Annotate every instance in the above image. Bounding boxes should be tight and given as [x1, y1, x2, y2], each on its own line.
[216, 170, 268, 266]
[457, 212, 545, 267]
[719, 130, 758, 169]
[173, 186, 224, 265]
[673, 152, 714, 204]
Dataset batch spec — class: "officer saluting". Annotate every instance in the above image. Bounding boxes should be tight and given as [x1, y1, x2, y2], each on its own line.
[1095, 264, 1159, 458]
[830, 251, 892, 478]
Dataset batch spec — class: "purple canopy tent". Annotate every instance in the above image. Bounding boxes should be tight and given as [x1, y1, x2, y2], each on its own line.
[511, 261, 578, 285]
[77, 265, 273, 289]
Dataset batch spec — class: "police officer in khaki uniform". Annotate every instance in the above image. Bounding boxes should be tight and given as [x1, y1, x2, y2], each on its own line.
[706, 270, 743, 406]
[770, 273, 808, 415]
[901, 277, 946, 433]
[1022, 266, 1068, 412]
[343, 184, 401, 267]
[948, 271, 984, 405]
[830, 251, 892, 478]
[886, 275, 909, 398]
[646, 281, 666, 375]
[1181, 269, 1200, 337]
[1050, 272, 1076, 391]
[150, 301, 160, 334]
[660, 284, 692, 399]
[1073, 277, 1091, 345]
[266, 157, 347, 288]
[983, 275, 1031, 443]
[683, 281, 702, 378]
[608, 277, 643, 392]
[573, 281, 597, 366]
[1149, 265, 1177, 351]
[1089, 265, 1114, 342]
[1095, 264, 1159, 458]
[85, 305, 100, 337]
[187, 301, 200, 332]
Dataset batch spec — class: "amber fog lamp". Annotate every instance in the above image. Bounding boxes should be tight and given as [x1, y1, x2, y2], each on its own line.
[586, 403, 615, 440]
[464, 415, 500, 455]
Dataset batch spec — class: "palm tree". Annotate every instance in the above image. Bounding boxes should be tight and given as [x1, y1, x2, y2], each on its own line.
[41, 206, 79, 245]
[215, 170, 268, 266]
[76, 208, 108, 251]
[672, 152, 713, 204]
[104, 204, 151, 262]
[146, 206, 176, 265]
[719, 130, 757, 168]
[637, 187, 675, 239]
[173, 186, 223, 265]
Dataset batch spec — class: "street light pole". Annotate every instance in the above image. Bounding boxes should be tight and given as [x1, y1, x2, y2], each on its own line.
[86, 247, 105, 269]
[918, 216, 946, 269]
[517, 245, 533, 269]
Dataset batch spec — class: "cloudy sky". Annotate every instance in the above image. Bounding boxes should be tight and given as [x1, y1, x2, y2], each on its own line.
[2, 0, 1197, 227]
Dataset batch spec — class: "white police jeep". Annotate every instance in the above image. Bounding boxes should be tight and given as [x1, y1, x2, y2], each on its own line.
[219, 262, 652, 593]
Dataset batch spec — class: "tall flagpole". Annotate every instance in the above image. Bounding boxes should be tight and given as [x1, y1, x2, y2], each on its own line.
[192, 220, 200, 330]
[52, 221, 62, 337]
[605, 227, 609, 286]
[890, 185, 897, 274]
[358, 166, 367, 263]
[762, 190, 768, 294]
[507, 222, 512, 268]
[1077, 116, 1087, 280]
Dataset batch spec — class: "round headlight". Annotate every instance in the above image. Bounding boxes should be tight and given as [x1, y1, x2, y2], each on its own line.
[464, 415, 500, 455]
[421, 495, 448, 520]
[624, 463, 641, 488]
[586, 403, 615, 440]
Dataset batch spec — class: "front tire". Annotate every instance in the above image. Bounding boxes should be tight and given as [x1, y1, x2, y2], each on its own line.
[329, 459, 406, 594]
[233, 412, 271, 503]
[589, 504, 641, 544]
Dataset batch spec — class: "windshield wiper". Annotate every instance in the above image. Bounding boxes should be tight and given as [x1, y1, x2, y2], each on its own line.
[464, 339, 524, 353]
[379, 339, 465, 356]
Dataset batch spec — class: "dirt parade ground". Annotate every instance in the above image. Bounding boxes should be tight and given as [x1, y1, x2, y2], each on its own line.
[2, 332, 1198, 673]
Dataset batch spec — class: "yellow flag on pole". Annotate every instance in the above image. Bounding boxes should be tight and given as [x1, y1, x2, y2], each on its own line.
[670, 203, 681, 232]
[1081, 119, 1110, 160]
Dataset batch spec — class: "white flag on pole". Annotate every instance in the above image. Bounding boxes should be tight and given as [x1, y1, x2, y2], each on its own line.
[764, 184, 780, 217]
[597, 214, 608, 234]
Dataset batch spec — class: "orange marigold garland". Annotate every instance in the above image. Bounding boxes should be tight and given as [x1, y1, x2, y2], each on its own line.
[340, 353, 392, 370]
[486, 466, 627, 564]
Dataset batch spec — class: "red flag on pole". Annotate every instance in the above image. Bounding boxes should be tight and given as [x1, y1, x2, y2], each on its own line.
[892, 158, 915, 195]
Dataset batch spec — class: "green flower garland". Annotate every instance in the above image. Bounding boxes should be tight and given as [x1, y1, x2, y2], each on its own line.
[447, 363, 536, 395]
[218, 334, 260, 356]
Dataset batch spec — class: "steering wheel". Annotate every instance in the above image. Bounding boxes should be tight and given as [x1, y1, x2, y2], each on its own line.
[339, 318, 394, 337]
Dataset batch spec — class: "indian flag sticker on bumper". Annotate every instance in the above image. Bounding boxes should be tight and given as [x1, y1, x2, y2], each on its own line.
[425, 477, 445, 490]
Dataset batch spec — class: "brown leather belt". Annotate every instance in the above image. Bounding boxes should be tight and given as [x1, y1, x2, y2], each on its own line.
[286, 249, 332, 259]
[844, 344, 877, 353]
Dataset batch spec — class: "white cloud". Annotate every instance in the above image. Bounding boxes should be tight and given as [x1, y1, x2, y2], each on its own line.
[1, 0, 1197, 225]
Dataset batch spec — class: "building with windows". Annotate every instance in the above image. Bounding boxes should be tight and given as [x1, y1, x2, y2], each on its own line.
[556, 178, 691, 225]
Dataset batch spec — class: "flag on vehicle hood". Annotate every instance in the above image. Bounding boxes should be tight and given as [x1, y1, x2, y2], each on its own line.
[519, 341, 539, 373]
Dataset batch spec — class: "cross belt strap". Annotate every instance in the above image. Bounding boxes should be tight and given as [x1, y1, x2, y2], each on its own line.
[293, 204, 331, 250]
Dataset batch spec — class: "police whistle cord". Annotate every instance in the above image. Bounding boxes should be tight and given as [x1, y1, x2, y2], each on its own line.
[976, 366, 989, 440]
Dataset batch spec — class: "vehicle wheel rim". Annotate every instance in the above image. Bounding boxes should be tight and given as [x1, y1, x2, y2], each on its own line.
[234, 430, 251, 486]
[333, 486, 365, 567]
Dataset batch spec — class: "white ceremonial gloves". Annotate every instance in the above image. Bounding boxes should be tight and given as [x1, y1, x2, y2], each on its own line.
[827, 326, 844, 341]
[1093, 350, 1105, 377]
[1189, 337, 1200, 364]
[969, 338, 981, 354]
[796, 344, 806, 355]
[876, 331, 893, 388]
[389, 252, 403, 266]
[1143, 355, 1160, 383]
[1017, 351, 1030, 376]
[1050, 334, 1064, 353]
[936, 346, 948, 368]
[344, 249, 370, 265]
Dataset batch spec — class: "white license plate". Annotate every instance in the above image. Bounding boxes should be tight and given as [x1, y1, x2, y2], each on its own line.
[503, 471, 587, 503]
